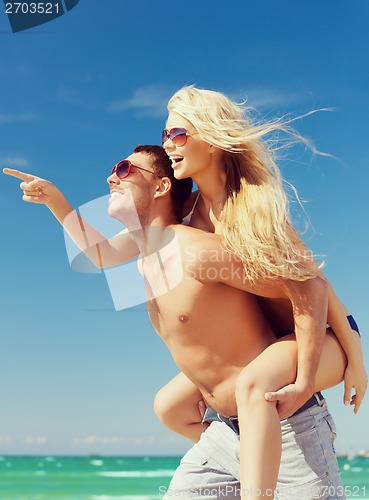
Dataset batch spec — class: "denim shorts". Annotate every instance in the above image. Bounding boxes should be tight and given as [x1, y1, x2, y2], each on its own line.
[161, 401, 344, 500]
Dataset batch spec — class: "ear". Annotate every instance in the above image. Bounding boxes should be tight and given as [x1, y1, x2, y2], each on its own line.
[154, 176, 172, 199]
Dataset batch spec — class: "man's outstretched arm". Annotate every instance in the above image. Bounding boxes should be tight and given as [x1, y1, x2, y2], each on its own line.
[3, 168, 139, 268]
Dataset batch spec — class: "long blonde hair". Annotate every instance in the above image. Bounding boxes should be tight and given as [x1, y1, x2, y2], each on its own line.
[168, 85, 322, 283]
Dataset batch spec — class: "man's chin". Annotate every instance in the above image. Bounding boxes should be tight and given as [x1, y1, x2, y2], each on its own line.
[108, 205, 127, 224]
[107, 205, 144, 232]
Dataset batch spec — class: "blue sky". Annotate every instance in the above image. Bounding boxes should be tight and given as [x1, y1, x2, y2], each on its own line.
[0, 0, 368, 455]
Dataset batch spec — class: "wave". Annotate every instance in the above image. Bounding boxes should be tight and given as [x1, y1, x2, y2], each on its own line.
[92, 496, 161, 500]
[97, 469, 175, 478]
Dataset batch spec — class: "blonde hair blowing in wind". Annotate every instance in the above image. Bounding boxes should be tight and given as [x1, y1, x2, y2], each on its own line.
[168, 85, 322, 283]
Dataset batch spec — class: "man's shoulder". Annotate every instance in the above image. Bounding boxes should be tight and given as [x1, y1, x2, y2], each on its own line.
[170, 224, 222, 249]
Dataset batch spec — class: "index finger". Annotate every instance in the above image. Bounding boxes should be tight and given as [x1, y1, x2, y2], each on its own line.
[2, 168, 35, 182]
[354, 397, 361, 414]
[354, 388, 366, 414]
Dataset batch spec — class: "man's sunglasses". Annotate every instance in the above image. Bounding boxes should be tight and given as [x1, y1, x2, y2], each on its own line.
[161, 127, 195, 147]
[111, 159, 161, 179]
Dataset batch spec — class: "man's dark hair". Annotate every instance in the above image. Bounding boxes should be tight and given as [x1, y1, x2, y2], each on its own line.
[133, 144, 193, 222]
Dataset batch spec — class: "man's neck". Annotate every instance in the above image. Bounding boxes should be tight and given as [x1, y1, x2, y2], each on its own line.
[129, 212, 178, 256]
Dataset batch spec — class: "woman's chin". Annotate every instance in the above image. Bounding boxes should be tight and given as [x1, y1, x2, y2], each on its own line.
[173, 167, 190, 180]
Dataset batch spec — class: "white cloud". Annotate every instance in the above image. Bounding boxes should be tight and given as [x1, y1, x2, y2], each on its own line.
[71, 434, 160, 448]
[132, 435, 158, 446]
[0, 113, 38, 124]
[56, 85, 103, 112]
[72, 435, 126, 446]
[109, 84, 173, 117]
[109, 84, 314, 119]
[233, 88, 314, 111]
[167, 434, 185, 442]
[0, 155, 29, 168]
[25, 436, 47, 445]
[57, 85, 84, 106]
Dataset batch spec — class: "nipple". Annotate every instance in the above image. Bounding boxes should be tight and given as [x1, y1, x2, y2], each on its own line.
[179, 315, 189, 323]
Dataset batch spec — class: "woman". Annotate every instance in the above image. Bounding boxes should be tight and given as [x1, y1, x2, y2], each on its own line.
[154, 86, 367, 498]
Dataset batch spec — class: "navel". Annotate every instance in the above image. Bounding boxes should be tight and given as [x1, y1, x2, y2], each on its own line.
[178, 314, 189, 323]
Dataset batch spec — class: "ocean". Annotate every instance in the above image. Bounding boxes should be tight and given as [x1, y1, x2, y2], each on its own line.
[0, 455, 368, 499]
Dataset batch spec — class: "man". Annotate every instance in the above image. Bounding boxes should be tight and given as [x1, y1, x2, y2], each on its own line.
[4, 146, 347, 499]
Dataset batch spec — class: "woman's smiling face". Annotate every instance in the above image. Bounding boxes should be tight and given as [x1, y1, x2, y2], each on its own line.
[163, 111, 215, 180]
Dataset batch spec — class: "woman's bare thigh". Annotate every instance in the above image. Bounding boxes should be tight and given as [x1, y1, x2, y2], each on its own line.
[240, 329, 346, 393]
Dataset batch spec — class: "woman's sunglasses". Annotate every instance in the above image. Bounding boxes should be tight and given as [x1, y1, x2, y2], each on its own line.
[161, 127, 194, 147]
[111, 159, 161, 180]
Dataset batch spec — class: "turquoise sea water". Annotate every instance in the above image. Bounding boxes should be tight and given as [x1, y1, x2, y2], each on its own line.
[0, 455, 368, 499]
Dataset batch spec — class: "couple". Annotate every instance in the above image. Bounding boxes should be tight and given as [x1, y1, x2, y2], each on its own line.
[4, 86, 367, 499]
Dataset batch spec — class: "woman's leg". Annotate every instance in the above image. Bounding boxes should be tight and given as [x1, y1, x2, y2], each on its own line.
[154, 372, 208, 442]
[236, 330, 346, 500]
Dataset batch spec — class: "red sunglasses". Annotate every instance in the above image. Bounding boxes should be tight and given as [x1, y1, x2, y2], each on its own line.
[111, 159, 161, 179]
[161, 127, 196, 147]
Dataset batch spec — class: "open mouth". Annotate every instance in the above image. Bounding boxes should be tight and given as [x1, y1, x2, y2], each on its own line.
[170, 156, 184, 166]
[109, 191, 124, 202]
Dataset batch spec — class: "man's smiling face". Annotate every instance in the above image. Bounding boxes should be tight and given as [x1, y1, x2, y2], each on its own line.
[107, 152, 158, 230]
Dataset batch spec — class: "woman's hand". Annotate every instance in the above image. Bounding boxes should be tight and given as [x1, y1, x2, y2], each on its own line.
[343, 360, 368, 414]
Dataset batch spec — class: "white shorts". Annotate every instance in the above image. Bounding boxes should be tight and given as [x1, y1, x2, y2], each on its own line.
[161, 400, 344, 500]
